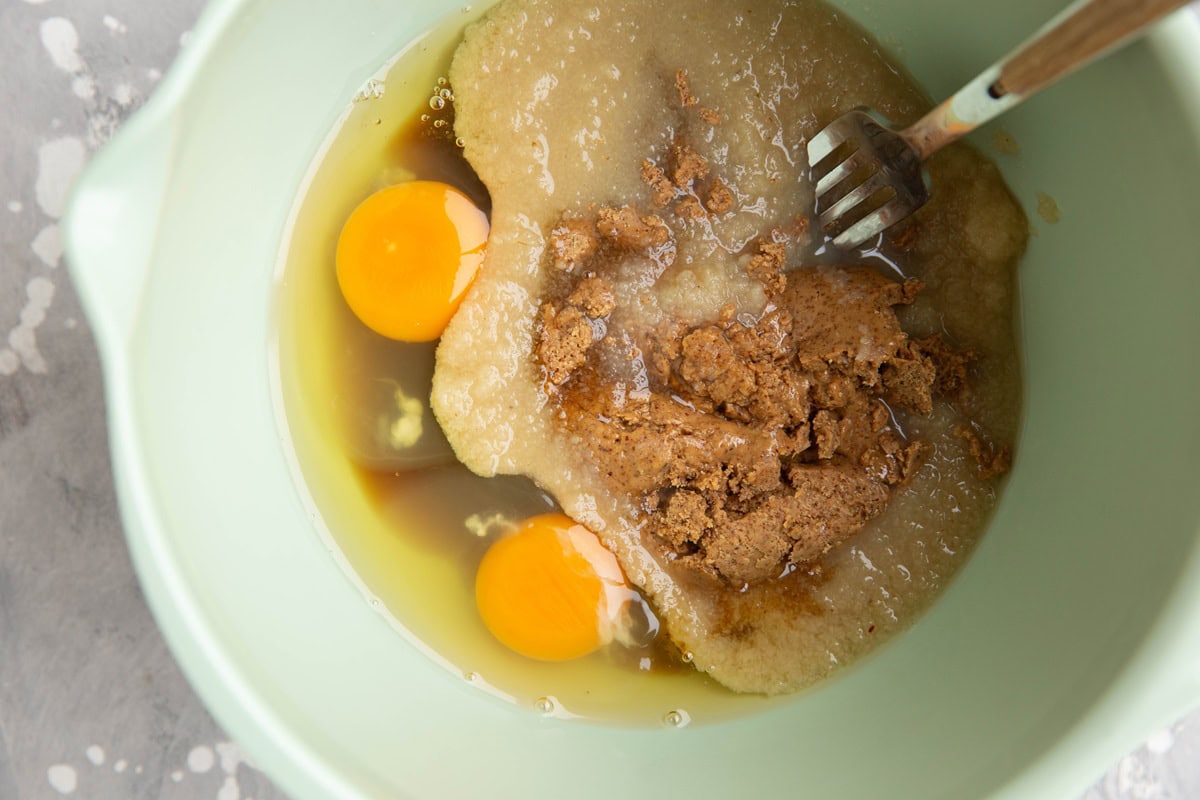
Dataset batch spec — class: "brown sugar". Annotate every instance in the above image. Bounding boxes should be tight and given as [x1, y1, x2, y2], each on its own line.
[916, 333, 976, 406]
[745, 239, 788, 295]
[889, 220, 921, 252]
[882, 344, 936, 415]
[546, 265, 940, 586]
[537, 304, 595, 385]
[537, 274, 618, 385]
[674, 196, 707, 220]
[596, 206, 672, 250]
[641, 160, 676, 207]
[674, 68, 698, 107]
[955, 424, 1012, 479]
[568, 275, 616, 319]
[677, 327, 760, 410]
[550, 218, 599, 272]
[706, 179, 734, 214]
[670, 140, 709, 186]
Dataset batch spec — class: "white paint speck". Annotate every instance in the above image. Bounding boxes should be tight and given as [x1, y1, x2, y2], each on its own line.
[71, 75, 97, 100]
[47, 764, 77, 794]
[1112, 753, 1163, 797]
[40, 18, 84, 74]
[37, 17, 126, 148]
[112, 83, 134, 107]
[190, 740, 249, 799]
[7, 201, 23, 213]
[170, 770, 183, 783]
[113, 759, 128, 773]
[84, 106, 120, 148]
[21, 0, 52, 4]
[85, 745, 105, 766]
[65, 317, 78, 330]
[179, 30, 193, 48]
[147, 68, 162, 82]
[35, 137, 87, 219]
[0, 350, 19, 376]
[1146, 727, 1175, 755]
[217, 775, 241, 800]
[31, 224, 62, 268]
[215, 741, 243, 774]
[134, 765, 143, 775]
[6, 277, 55, 374]
[188, 745, 215, 773]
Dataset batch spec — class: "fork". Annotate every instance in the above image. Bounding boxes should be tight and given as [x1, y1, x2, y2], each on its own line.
[807, 0, 1189, 249]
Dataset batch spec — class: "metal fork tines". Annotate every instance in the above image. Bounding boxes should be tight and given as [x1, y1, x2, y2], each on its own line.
[806, 1, 1190, 248]
[807, 110, 928, 249]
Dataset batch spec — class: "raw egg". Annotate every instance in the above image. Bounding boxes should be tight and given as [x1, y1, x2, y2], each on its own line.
[475, 513, 631, 662]
[336, 180, 488, 342]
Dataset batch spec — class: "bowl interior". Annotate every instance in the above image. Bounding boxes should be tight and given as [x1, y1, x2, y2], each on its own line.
[77, 0, 1200, 797]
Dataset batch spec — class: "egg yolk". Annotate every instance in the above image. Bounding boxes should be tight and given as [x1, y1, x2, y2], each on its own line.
[335, 180, 488, 342]
[475, 513, 628, 662]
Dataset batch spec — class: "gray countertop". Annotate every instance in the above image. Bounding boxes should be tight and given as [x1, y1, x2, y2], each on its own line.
[1, 1, 1197, 798]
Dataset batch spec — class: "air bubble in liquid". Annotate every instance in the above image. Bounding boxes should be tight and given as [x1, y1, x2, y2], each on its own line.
[663, 709, 691, 728]
[429, 95, 446, 111]
[535, 696, 555, 714]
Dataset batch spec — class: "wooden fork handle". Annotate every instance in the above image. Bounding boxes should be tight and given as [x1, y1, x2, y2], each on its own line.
[902, 0, 1189, 161]
[995, 0, 1189, 97]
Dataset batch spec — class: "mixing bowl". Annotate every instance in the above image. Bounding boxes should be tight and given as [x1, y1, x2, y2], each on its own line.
[63, 0, 1200, 797]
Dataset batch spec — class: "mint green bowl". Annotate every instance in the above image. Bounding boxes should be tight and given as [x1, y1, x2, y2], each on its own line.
[63, 0, 1200, 797]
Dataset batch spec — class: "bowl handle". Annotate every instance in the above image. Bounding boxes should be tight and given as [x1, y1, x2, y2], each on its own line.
[64, 108, 178, 350]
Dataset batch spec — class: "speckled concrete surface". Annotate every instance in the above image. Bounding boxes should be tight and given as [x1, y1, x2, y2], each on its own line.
[0, 1, 1197, 798]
